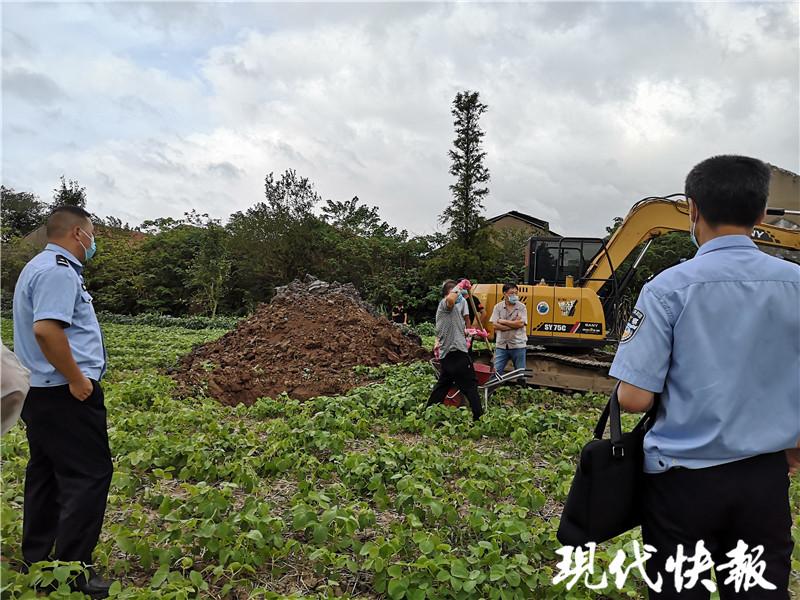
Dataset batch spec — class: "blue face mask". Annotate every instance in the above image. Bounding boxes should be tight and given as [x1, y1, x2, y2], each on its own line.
[508, 294, 519, 304]
[455, 294, 464, 305]
[79, 228, 97, 261]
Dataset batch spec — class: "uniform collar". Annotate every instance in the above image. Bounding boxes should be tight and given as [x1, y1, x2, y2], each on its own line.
[44, 243, 84, 272]
[695, 234, 757, 257]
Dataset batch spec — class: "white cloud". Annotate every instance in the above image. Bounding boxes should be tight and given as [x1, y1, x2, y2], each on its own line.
[2, 2, 797, 238]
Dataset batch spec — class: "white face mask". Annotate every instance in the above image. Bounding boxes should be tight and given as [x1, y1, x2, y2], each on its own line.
[688, 200, 699, 248]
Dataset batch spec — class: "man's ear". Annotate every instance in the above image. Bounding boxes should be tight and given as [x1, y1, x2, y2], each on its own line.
[687, 198, 697, 223]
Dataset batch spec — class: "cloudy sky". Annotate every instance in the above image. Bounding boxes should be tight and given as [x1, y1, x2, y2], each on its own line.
[2, 2, 798, 237]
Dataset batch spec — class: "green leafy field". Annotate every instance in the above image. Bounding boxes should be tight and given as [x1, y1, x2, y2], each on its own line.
[1, 320, 798, 599]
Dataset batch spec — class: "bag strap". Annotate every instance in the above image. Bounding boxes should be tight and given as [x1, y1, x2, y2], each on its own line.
[609, 383, 623, 448]
[594, 382, 660, 457]
[593, 398, 612, 439]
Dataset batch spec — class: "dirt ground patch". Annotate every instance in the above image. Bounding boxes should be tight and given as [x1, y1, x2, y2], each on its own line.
[172, 276, 429, 405]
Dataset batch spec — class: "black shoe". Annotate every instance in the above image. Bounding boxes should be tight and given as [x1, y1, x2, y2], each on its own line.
[72, 569, 112, 599]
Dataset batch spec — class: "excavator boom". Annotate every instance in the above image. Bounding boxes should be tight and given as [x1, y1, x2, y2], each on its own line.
[583, 197, 800, 294]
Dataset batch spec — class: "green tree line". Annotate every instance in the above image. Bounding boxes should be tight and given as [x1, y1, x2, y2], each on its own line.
[0, 170, 532, 321]
[0, 171, 695, 322]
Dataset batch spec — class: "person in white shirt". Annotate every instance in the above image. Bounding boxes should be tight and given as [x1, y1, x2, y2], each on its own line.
[489, 283, 527, 376]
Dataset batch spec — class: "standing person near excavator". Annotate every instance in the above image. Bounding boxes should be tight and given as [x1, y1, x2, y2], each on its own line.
[489, 283, 528, 377]
[610, 155, 800, 599]
[427, 279, 483, 421]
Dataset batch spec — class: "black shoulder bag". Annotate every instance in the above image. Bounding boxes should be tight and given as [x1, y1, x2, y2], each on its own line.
[557, 383, 659, 546]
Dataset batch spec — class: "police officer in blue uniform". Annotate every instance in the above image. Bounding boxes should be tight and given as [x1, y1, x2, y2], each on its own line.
[610, 156, 799, 599]
[13, 206, 114, 598]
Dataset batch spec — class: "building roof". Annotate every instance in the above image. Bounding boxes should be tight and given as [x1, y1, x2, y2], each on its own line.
[769, 164, 799, 179]
[487, 210, 550, 230]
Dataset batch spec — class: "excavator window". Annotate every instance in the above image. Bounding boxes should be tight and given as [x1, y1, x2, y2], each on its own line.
[527, 237, 612, 287]
[561, 247, 582, 280]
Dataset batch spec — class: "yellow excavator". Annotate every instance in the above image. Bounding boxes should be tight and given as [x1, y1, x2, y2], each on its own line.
[471, 196, 800, 392]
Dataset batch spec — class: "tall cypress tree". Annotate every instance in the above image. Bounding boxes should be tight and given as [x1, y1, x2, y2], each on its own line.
[441, 90, 489, 248]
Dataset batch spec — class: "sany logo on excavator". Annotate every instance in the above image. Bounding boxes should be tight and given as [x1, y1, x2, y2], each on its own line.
[752, 228, 776, 243]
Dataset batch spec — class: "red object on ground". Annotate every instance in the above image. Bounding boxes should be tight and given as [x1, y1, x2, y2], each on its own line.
[442, 362, 494, 407]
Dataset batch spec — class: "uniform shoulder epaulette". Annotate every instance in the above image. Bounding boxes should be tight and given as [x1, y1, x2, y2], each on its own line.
[55, 255, 70, 267]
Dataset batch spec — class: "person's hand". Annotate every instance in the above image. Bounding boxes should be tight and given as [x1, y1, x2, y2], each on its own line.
[457, 279, 472, 291]
[69, 376, 93, 401]
[787, 448, 800, 476]
[467, 328, 489, 339]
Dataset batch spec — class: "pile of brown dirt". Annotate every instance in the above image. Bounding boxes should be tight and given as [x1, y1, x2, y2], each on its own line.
[172, 276, 429, 405]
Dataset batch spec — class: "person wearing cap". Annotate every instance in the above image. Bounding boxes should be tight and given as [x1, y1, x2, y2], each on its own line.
[427, 278, 483, 421]
[12, 206, 114, 598]
[610, 155, 800, 599]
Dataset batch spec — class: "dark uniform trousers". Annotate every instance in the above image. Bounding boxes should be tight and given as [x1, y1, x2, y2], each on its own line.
[427, 350, 484, 420]
[21, 380, 113, 565]
[642, 451, 793, 599]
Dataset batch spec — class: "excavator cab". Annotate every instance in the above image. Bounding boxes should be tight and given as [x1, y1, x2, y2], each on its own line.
[526, 237, 607, 286]
[518, 237, 621, 347]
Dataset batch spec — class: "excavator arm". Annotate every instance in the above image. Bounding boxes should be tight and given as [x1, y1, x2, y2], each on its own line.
[582, 197, 800, 294]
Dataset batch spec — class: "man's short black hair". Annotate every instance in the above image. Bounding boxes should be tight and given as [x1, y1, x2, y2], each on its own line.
[441, 279, 457, 298]
[46, 206, 93, 238]
[685, 155, 771, 227]
[502, 283, 518, 294]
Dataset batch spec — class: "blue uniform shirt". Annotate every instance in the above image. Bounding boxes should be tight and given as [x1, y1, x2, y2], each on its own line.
[12, 243, 106, 387]
[610, 235, 800, 473]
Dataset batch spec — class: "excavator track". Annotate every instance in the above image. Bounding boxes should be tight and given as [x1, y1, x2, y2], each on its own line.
[525, 349, 617, 394]
[473, 347, 618, 394]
